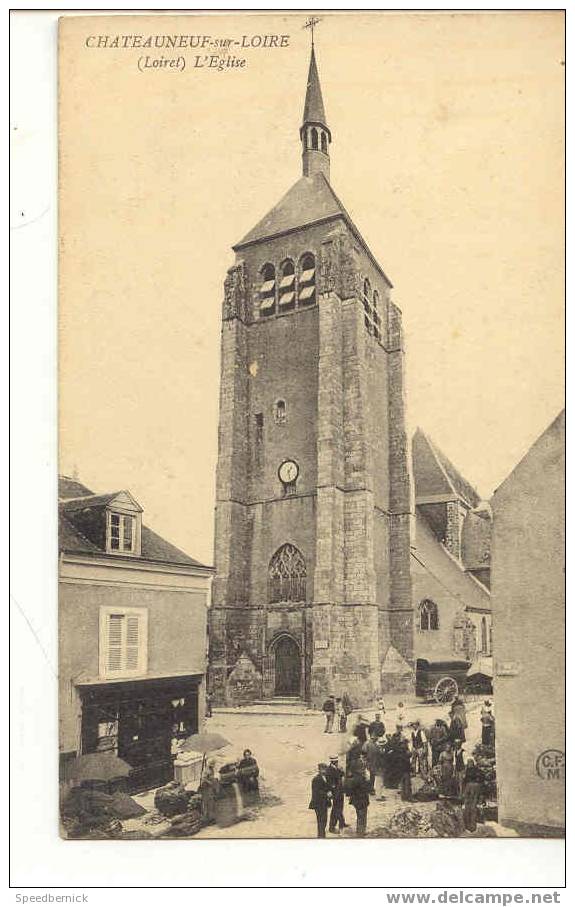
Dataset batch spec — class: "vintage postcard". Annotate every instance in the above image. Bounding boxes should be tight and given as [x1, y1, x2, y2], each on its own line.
[57, 10, 565, 844]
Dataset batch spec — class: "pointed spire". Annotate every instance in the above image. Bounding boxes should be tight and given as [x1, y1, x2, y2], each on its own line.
[300, 43, 331, 180]
[302, 45, 328, 128]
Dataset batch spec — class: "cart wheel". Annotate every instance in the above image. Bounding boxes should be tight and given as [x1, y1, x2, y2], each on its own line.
[434, 676, 458, 704]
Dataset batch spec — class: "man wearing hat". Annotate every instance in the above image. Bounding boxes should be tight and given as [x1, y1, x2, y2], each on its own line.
[326, 755, 348, 834]
[309, 763, 331, 838]
[322, 695, 336, 734]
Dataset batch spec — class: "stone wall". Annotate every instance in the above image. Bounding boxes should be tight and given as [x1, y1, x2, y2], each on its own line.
[210, 218, 415, 706]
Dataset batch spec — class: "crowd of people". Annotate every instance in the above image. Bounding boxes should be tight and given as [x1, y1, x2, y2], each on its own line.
[310, 694, 496, 837]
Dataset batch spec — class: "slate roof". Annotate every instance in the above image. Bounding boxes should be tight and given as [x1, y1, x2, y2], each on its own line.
[59, 476, 95, 499]
[59, 514, 101, 554]
[413, 512, 491, 607]
[302, 45, 328, 126]
[234, 172, 345, 250]
[58, 476, 210, 569]
[412, 428, 481, 508]
[234, 172, 393, 288]
[60, 492, 122, 512]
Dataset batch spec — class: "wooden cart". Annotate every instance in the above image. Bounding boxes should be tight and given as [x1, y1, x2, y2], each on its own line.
[415, 658, 471, 704]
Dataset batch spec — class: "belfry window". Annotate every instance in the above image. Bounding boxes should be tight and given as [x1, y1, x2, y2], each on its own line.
[268, 544, 307, 604]
[419, 599, 439, 631]
[372, 290, 381, 341]
[298, 253, 316, 306]
[311, 128, 318, 150]
[362, 278, 373, 335]
[259, 263, 276, 317]
[278, 259, 296, 312]
[321, 132, 327, 153]
[362, 278, 383, 342]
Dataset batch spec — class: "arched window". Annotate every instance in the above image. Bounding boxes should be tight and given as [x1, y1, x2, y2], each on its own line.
[311, 128, 318, 150]
[419, 599, 439, 631]
[259, 263, 276, 317]
[268, 544, 307, 603]
[481, 617, 488, 654]
[278, 259, 296, 312]
[273, 399, 287, 425]
[298, 252, 316, 306]
[320, 131, 327, 153]
[361, 278, 383, 343]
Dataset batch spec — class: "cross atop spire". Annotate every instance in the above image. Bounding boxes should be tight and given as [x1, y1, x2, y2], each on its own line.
[300, 31, 331, 180]
[303, 15, 321, 47]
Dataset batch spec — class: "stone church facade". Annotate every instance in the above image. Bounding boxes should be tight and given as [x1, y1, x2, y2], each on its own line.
[209, 44, 414, 707]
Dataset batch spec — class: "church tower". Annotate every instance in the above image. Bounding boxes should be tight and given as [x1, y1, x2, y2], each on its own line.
[209, 41, 414, 707]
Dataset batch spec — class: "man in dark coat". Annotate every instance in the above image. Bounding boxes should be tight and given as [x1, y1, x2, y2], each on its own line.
[340, 692, 353, 733]
[345, 736, 363, 776]
[362, 736, 381, 793]
[382, 726, 407, 788]
[346, 757, 371, 837]
[429, 718, 449, 767]
[352, 716, 369, 745]
[326, 756, 348, 834]
[237, 749, 260, 803]
[368, 713, 385, 739]
[309, 763, 331, 838]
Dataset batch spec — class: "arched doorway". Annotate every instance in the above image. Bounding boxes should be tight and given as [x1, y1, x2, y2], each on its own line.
[273, 635, 301, 696]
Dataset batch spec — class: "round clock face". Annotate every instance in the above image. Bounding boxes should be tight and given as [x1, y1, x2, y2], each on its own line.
[278, 459, 299, 484]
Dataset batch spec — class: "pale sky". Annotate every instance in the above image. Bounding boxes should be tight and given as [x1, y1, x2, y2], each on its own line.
[59, 11, 564, 565]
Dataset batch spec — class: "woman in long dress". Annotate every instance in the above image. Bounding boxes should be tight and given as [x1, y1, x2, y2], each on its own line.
[438, 743, 457, 798]
[480, 701, 495, 746]
[199, 760, 219, 825]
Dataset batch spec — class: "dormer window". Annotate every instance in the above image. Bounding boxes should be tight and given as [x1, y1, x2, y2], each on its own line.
[104, 491, 142, 556]
[109, 513, 134, 552]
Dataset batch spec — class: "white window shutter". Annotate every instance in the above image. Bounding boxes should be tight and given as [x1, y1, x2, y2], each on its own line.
[125, 615, 140, 671]
[99, 607, 148, 679]
[107, 614, 124, 672]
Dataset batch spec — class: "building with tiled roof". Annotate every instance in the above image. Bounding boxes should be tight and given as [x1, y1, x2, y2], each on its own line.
[59, 476, 213, 791]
